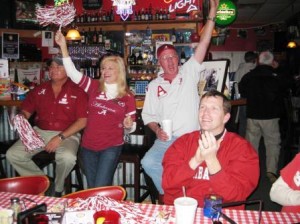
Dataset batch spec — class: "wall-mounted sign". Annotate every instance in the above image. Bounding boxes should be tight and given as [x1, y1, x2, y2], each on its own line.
[216, 0, 237, 27]
[83, 0, 102, 10]
[2, 32, 19, 59]
[112, 0, 136, 21]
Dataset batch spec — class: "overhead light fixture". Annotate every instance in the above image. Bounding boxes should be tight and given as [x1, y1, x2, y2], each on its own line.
[287, 40, 297, 48]
[66, 28, 81, 41]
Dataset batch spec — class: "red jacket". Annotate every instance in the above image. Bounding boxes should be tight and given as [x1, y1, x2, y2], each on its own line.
[162, 131, 259, 209]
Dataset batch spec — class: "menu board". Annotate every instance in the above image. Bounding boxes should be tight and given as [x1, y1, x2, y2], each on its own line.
[83, 0, 102, 9]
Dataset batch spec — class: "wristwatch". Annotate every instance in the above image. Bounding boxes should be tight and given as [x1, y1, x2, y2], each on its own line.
[58, 133, 66, 141]
[207, 16, 216, 22]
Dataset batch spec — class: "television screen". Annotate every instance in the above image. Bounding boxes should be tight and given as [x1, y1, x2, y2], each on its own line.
[13, 0, 45, 29]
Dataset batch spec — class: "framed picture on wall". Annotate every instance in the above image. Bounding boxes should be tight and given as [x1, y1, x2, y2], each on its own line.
[198, 59, 229, 96]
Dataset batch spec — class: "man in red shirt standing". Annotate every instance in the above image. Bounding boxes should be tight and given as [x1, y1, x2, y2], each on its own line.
[162, 90, 259, 208]
[6, 56, 88, 197]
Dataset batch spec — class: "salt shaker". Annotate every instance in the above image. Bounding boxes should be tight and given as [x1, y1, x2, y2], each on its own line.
[10, 197, 21, 222]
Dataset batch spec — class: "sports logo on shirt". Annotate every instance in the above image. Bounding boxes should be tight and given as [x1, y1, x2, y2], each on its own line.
[59, 94, 68, 104]
[157, 85, 167, 97]
[38, 89, 46, 95]
[96, 92, 107, 100]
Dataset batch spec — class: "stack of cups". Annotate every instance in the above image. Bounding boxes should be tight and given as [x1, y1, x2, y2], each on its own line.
[162, 119, 172, 141]
[174, 197, 198, 224]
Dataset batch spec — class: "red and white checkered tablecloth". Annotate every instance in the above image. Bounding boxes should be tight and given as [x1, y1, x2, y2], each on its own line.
[0, 192, 299, 224]
[139, 203, 300, 224]
[0, 192, 69, 212]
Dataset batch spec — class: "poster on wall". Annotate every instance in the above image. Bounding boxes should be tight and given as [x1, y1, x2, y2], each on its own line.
[2, 32, 19, 59]
[0, 59, 9, 78]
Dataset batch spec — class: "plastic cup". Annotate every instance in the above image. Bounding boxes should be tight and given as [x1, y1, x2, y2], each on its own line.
[93, 210, 120, 224]
[203, 194, 223, 219]
[161, 119, 172, 141]
[174, 197, 198, 224]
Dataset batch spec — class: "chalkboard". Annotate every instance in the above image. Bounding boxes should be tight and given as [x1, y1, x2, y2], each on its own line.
[83, 0, 102, 10]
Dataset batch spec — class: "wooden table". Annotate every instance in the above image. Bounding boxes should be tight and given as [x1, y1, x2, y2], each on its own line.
[0, 100, 22, 107]
[0, 192, 299, 224]
[230, 98, 247, 106]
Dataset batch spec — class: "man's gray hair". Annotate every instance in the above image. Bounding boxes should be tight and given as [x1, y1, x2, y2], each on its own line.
[258, 51, 274, 65]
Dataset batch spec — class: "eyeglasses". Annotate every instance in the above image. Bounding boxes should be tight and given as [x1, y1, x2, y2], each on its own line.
[160, 54, 178, 61]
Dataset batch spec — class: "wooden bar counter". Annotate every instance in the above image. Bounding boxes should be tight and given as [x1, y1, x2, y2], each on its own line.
[0, 100, 22, 107]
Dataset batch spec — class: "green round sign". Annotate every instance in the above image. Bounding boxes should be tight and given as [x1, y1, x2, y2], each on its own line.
[215, 0, 237, 27]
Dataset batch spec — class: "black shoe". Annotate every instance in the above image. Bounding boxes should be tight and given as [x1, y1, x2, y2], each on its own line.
[45, 177, 55, 197]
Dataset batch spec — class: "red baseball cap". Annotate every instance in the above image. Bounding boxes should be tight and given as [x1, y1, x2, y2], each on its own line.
[157, 44, 176, 58]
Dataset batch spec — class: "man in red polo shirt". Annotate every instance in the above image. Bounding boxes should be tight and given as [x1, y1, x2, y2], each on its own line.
[6, 56, 88, 197]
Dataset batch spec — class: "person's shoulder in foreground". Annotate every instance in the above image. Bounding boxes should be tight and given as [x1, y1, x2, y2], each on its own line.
[162, 90, 259, 207]
[270, 153, 300, 213]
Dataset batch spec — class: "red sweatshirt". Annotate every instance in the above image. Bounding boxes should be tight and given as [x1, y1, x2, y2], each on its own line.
[162, 130, 259, 209]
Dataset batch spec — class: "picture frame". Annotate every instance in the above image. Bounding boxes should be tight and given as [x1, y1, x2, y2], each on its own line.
[198, 59, 229, 96]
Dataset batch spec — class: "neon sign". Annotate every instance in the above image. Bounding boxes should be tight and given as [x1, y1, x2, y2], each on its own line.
[112, 0, 136, 21]
[167, 0, 198, 13]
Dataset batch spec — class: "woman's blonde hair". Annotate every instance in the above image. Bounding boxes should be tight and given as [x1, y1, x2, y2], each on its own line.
[98, 55, 130, 98]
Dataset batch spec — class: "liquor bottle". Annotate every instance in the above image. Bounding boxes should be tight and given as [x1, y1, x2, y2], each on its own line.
[155, 9, 159, 20]
[159, 8, 163, 20]
[80, 28, 86, 44]
[148, 4, 153, 20]
[171, 28, 177, 43]
[134, 11, 138, 21]
[180, 48, 186, 65]
[86, 27, 91, 44]
[129, 51, 136, 65]
[137, 51, 143, 65]
[98, 28, 103, 44]
[98, 11, 102, 22]
[110, 7, 114, 21]
[178, 32, 184, 43]
[92, 27, 98, 44]
[145, 9, 149, 21]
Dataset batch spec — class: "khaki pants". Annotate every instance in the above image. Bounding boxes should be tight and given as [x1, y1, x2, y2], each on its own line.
[246, 118, 281, 174]
[6, 127, 80, 192]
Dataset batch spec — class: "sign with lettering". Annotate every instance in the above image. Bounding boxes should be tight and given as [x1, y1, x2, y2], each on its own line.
[167, 0, 199, 14]
[2, 32, 19, 59]
[216, 0, 237, 27]
[83, 0, 102, 10]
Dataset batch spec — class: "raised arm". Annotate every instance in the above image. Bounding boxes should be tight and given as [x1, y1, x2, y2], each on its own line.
[55, 31, 83, 84]
[194, 0, 219, 63]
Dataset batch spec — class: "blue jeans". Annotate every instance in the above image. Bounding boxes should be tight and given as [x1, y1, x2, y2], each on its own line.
[81, 145, 122, 188]
[141, 137, 177, 194]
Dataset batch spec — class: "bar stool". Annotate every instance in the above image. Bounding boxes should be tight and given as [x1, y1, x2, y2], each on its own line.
[32, 150, 84, 194]
[119, 141, 154, 203]
[0, 140, 18, 178]
[118, 116, 158, 203]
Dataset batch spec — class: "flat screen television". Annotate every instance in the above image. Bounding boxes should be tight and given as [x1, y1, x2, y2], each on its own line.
[12, 0, 46, 29]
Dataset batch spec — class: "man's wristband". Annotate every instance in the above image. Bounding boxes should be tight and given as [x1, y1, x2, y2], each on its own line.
[207, 16, 216, 22]
[58, 133, 66, 141]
